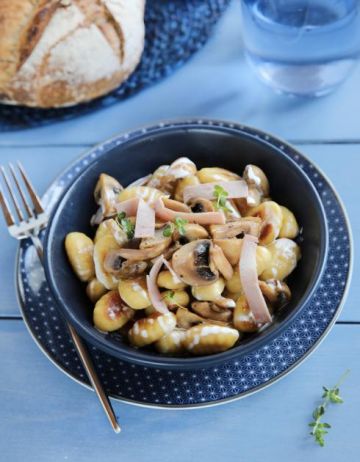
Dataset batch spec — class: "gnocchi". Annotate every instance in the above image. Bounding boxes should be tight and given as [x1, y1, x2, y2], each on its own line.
[192, 279, 225, 302]
[183, 324, 239, 355]
[128, 312, 176, 347]
[233, 294, 258, 332]
[86, 278, 107, 303]
[155, 329, 186, 354]
[65, 159, 300, 357]
[93, 291, 134, 332]
[163, 289, 190, 309]
[197, 167, 240, 184]
[118, 277, 151, 310]
[157, 270, 187, 290]
[65, 232, 95, 282]
[279, 206, 299, 239]
[261, 238, 301, 281]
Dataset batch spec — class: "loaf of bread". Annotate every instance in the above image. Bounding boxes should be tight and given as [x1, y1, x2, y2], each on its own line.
[0, 0, 145, 108]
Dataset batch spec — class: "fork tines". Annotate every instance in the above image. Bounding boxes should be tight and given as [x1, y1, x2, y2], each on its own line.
[0, 162, 48, 237]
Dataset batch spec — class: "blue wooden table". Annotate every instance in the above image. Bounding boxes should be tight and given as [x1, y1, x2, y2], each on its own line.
[0, 2, 359, 460]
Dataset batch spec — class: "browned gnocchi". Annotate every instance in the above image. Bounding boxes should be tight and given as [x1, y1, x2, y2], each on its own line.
[65, 158, 301, 357]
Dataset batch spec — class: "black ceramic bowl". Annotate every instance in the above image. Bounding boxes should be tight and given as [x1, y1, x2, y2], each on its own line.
[44, 120, 328, 370]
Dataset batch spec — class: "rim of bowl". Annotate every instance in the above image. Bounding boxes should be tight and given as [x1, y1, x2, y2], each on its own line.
[44, 119, 329, 370]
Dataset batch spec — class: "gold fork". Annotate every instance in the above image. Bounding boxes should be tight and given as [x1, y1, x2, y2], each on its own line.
[0, 162, 121, 433]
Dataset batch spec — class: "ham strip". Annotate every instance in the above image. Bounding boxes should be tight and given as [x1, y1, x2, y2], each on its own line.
[239, 234, 272, 324]
[183, 180, 248, 203]
[134, 198, 155, 239]
[146, 255, 169, 314]
[154, 198, 226, 225]
[114, 197, 139, 216]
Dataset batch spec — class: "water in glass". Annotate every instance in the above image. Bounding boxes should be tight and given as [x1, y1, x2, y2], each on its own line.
[241, 0, 360, 96]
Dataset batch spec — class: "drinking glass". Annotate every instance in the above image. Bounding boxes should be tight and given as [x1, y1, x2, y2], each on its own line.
[241, 0, 360, 96]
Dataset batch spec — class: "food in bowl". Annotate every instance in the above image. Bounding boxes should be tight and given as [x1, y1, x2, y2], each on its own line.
[64, 157, 301, 356]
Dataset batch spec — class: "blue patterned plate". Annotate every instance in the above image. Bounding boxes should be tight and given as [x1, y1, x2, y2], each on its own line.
[16, 120, 352, 408]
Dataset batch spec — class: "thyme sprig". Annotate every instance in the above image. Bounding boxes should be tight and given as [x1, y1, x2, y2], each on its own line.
[309, 369, 350, 446]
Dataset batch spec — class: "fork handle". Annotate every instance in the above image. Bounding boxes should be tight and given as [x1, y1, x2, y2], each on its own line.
[29, 235, 121, 433]
[30, 234, 44, 261]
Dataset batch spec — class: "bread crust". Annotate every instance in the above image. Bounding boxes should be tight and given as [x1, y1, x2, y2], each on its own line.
[0, 0, 145, 107]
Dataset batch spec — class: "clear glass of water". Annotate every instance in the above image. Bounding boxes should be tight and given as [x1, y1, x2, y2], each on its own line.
[241, 0, 360, 96]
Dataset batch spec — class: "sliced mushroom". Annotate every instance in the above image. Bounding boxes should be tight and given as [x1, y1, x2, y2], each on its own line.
[146, 165, 173, 193]
[243, 165, 270, 197]
[259, 279, 291, 308]
[172, 239, 219, 286]
[147, 158, 197, 196]
[209, 217, 261, 239]
[174, 175, 200, 202]
[111, 247, 166, 262]
[103, 252, 125, 274]
[235, 165, 269, 214]
[140, 228, 170, 249]
[163, 241, 182, 260]
[167, 157, 197, 179]
[172, 223, 209, 244]
[191, 301, 232, 323]
[235, 188, 262, 214]
[91, 174, 123, 225]
[139, 228, 172, 252]
[246, 201, 283, 245]
[223, 199, 242, 221]
[188, 197, 215, 213]
[210, 245, 233, 280]
[120, 260, 148, 278]
[93, 234, 121, 289]
[94, 218, 128, 246]
[104, 255, 148, 278]
[107, 229, 171, 262]
[176, 307, 204, 329]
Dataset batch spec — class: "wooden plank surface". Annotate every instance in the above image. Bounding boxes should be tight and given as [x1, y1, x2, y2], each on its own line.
[0, 144, 357, 321]
[1, 1, 359, 460]
[1, 1, 360, 146]
[0, 320, 358, 462]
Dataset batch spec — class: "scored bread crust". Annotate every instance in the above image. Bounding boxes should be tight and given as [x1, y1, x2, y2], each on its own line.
[0, 0, 145, 108]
